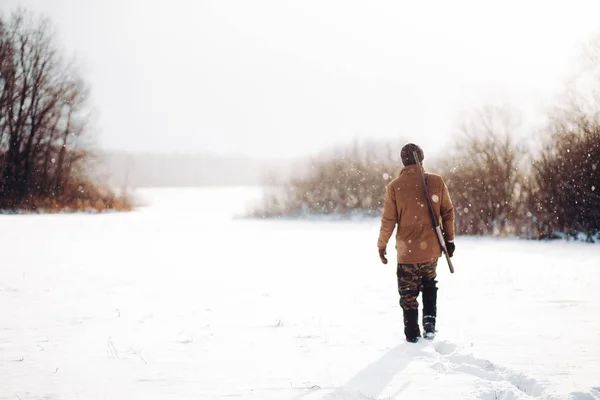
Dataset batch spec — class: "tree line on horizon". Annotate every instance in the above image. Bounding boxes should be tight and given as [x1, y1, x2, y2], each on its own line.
[252, 106, 599, 241]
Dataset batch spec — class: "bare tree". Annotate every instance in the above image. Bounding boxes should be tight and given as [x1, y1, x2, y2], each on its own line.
[525, 32, 600, 241]
[0, 9, 129, 211]
[441, 105, 527, 236]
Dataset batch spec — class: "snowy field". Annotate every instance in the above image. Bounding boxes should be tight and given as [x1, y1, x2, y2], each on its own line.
[1, 187, 599, 400]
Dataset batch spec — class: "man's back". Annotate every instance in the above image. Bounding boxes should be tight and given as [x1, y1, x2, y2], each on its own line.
[377, 164, 454, 264]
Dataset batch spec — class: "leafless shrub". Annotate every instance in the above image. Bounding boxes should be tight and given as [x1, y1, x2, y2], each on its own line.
[251, 139, 404, 218]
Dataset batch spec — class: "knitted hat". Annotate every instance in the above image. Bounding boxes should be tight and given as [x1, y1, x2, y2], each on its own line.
[401, 143, 424, 166]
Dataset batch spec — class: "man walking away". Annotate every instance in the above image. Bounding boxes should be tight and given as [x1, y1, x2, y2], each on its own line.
[377, 143, 455, 343]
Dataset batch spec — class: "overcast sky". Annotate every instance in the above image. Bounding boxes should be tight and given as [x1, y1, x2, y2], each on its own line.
[2, 0, 600, 159]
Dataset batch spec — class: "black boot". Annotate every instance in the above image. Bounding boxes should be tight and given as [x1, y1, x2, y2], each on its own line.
[403, 309, 421, 343]
[422, 280, 438, 340]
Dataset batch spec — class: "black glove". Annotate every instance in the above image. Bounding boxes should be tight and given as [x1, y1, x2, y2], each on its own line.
[378, 248, 388, 264]
[445, 241, 455, 258]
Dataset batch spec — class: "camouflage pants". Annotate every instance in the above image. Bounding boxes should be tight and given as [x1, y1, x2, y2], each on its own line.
[397, 260, 438, 310]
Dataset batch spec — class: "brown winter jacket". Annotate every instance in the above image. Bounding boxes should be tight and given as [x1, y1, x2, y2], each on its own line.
[377, 164, 455, 264]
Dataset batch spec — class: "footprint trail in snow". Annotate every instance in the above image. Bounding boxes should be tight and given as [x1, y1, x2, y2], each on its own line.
[296, 340, 600, 400]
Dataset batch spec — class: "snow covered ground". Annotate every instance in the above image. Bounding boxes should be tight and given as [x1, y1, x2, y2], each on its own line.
[1, 187, 599, 400]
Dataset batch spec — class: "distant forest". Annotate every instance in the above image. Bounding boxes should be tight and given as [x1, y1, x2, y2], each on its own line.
[97, 152, 288, 188]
